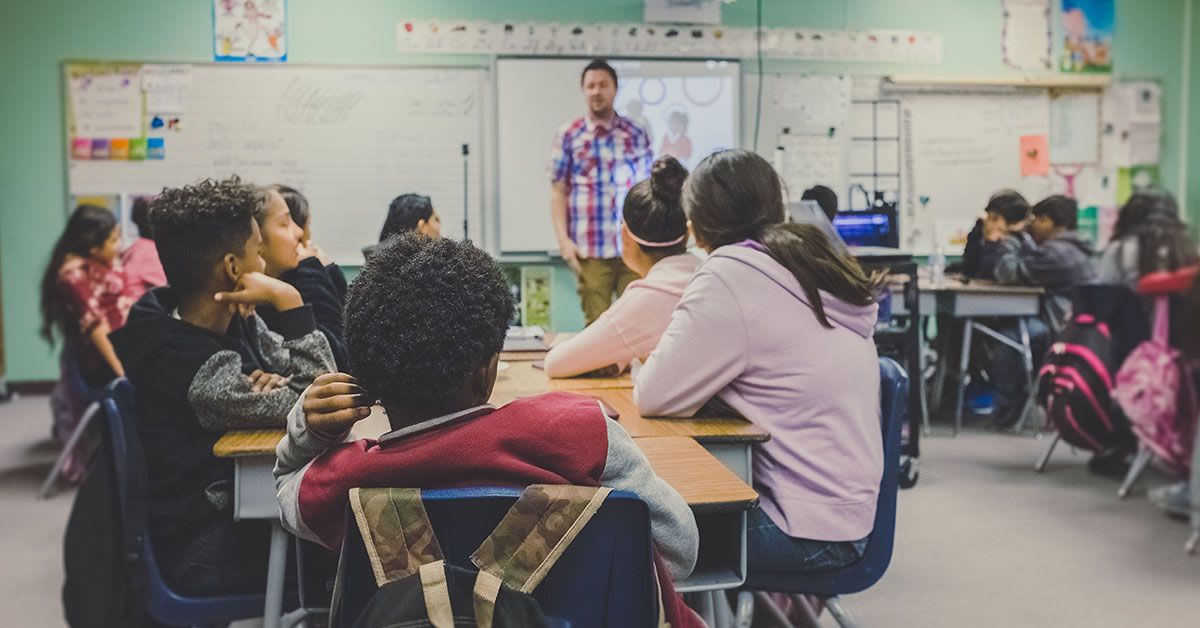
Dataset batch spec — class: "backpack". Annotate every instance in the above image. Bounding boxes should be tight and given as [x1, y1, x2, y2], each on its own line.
[1113, 296, 1199, 476]
[1036, 313, 1133, 452]
[333, 485, 667, 628]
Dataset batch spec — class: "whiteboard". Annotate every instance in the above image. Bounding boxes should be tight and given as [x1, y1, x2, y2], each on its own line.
[496, 58, 740, 253]
[67, 64, 488, 264]
[901, 91, 1054, 251]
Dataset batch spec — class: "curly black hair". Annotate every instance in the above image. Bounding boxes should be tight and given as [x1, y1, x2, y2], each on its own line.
[151, 176, 266, 294]
[345, 233, 514, 409]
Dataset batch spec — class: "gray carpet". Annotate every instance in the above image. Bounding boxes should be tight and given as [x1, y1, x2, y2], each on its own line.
[2, 394, 1196, 627]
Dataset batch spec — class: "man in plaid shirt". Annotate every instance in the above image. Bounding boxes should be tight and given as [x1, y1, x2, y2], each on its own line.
[548, 59, 654, 325]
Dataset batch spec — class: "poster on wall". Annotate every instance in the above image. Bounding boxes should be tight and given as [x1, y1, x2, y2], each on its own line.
[1001, 0, 1052, 70]
[213, 0, 287, 62]
[1060, 0, 1113, 72]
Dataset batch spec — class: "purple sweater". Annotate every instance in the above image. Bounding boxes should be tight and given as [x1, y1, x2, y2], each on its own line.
[635, 243, 883, 541]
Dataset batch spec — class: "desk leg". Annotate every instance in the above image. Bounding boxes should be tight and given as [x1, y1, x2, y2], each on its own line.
[1013, 317, 1037, 433]
[263, 522, 288, 628]
[954, 319, 974, 435]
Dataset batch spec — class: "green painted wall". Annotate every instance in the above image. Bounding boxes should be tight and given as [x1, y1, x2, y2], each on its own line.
[1, 0, 1193, 382]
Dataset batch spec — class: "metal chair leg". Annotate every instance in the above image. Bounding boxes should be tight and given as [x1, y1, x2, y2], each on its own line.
[39, 401, 100, 499]
[955, 320, 975, 435]
[734, 591, 755, 628]
[1186, 529, 1199, 556]
[825, 596, 859, 628]
[1118, 445, 1153, 499]
[1035, 433, 1060, 472]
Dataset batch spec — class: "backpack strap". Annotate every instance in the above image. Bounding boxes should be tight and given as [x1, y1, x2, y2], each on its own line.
[1153, 295, 1171, 345]
[418, 560, 456, 628]
[471, 485, 613, 593]
[349, 487, 445, 587]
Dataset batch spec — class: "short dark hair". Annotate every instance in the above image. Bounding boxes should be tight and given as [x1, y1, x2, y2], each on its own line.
[130, 198, 154, 239]
[985, 190, 1031, 225]
[345, 234, 514, 409]
[269, 184, 310, 229]
[801, 185, 839, 222]
[581, 59, 618, 88]
[379, 194, 433, 242]
[151, 177, 265, 295]
[1032, 195, 1078, 230]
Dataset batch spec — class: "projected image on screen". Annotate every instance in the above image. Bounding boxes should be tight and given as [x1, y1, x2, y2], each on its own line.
[614, 61, 738, 170]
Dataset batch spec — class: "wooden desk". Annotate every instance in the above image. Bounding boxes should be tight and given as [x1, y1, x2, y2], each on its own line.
[213, 426, 759, 598]
[493, 359, 633, 394]
[489, 387, 768, 483]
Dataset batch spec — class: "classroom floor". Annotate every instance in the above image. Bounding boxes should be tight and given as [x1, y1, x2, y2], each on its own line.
[2, 394, 1198, 627]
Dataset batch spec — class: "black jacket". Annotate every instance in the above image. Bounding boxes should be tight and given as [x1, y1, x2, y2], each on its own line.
[258, 257, 349, 369]
[109, 288, 334, 566]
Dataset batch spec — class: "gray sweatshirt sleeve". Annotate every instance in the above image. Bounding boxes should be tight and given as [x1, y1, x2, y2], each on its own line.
[252, 312, 336, 394]
[274, 387, 351, 544]
[599, 414, 699, 580]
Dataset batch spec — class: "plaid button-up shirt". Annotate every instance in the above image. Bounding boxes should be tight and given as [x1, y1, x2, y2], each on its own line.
[547, 113, 653, 259]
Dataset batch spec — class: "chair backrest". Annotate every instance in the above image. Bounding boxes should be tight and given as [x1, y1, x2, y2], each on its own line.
[334, 487, 658, 628]
[745, 357, 908, 596]
[99, 379, 268, 625]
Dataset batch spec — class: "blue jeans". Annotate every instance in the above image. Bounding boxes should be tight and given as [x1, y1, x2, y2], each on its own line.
[746, 508, 868, 572]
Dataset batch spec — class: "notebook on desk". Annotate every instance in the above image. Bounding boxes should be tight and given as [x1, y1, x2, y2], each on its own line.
[503, 326, 549, 352]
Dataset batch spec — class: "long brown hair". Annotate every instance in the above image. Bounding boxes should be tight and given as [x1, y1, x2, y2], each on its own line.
[40, 205, 117, 344]
[683, 149, 883, 328]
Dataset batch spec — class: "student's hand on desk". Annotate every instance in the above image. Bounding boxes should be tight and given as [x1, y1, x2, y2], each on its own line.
[247, 369, 290, 392]
[304, 373, 373, 433]
[215, 272, 304, 311]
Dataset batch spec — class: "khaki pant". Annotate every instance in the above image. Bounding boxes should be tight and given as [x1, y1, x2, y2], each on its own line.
[577, 257, 639, 325]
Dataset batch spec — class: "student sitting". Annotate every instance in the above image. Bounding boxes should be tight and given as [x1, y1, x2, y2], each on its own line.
[635, 149, 884, 574]
[1097, 189, 1198, 285]
[110, 177, 335, 595]
[274, 233, 702, 627]
[121, 197, 167, 302]
[955, 190, 1032, 278]
[544, 156, 699, 378]
[256, 185, 349, 369]
[361, 193, 442, 261]
[801, 184, 839, 223]
[986, 195, 1097, 426]
[41, 204, 130, 480]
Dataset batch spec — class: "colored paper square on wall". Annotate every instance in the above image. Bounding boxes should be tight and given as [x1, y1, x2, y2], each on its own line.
[147, 137, 165, 159]
[91, 139, 110, 160]
[71, 138, 92, 160]
[1020, 134, 1050, 176]
[109, 138, 130, 160]
[129, 138, 148, 160]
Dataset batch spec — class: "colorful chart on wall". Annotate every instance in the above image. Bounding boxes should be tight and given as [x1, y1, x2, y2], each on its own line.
[213, 0, 287, 62]
[1060, 0, 1113, 73]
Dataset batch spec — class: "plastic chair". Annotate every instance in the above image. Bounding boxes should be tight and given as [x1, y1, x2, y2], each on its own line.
[332, 487, 658, 628]
[40, 352, 109, 498]
[101, 379, 297, 626]
[733, 357, 908, 628]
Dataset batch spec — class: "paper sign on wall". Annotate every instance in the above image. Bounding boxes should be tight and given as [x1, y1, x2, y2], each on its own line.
[1020, 134, 1050, 176]
[213, 0, 287, 62]
[1002, 0, 1052, 70]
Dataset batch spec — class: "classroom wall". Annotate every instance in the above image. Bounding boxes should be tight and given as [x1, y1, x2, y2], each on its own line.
[0, 0, 1193, 382]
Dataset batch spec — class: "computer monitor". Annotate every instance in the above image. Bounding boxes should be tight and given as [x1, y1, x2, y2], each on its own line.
[833, 205, 899, 248]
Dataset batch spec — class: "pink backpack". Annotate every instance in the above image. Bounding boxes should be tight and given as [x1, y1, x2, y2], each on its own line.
[1113, 297, 1198, 476]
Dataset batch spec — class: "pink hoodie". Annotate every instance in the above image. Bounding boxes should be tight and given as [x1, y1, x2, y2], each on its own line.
[545, 253, 700, 378]
[636, 243, 883, 541]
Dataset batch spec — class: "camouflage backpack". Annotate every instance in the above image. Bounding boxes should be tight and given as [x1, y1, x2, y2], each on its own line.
[334, 485, 658, 628]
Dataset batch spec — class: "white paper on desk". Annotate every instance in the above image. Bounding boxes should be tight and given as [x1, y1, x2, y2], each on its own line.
[1002, 0, 1051, 69]
[1049, 92, 1100, 164]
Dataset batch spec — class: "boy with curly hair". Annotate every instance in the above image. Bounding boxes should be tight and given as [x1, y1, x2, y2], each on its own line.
[273, 233, 702, 626]
[110, 176, 335, 595]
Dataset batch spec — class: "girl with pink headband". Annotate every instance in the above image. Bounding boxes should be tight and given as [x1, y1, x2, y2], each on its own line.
[544, 156, 700, 378]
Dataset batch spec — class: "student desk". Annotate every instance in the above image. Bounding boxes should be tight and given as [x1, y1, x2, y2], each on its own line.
[493, 358, 633, 392]
[891, 275, 1044, 434]
[499, 387, 769, 485]
[213, 424, 759, 624]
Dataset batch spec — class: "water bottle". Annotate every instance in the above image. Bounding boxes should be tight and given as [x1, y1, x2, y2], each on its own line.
[930, 244, 946, 288]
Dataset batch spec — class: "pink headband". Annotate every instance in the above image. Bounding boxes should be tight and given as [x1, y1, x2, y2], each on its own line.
[624, 223, 688, 248]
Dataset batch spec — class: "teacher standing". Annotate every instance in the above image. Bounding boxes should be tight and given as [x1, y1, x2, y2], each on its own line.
[548, 59, 654, 325]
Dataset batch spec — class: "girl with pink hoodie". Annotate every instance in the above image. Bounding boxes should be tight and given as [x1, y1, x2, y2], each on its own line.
[636, 149, 885, 572]
[544, 156, 700, 378]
